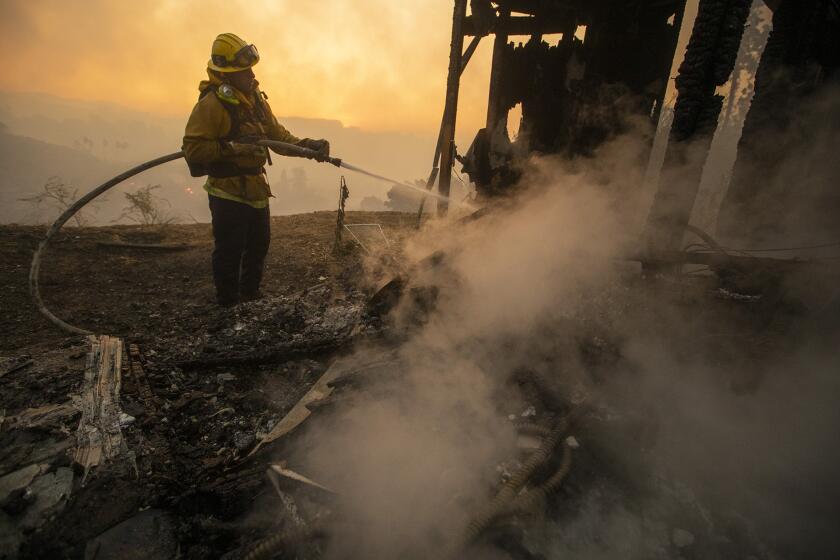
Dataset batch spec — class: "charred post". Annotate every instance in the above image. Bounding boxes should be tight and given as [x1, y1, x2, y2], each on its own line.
[643, 0, 753, 259]
[717, 0, 840, 247]
[437, 0, 469, 216]
[415, 17, 485, 225]
[484, 6, 510, 136]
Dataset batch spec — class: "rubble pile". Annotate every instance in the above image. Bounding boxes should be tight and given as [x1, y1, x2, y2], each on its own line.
[1, 253, 795, 560]
[0, 283, 384, 559]
[221, 265, 790, 559]
[146, 285, 371, 366]
[0, 250, 828, 560]
[1, 345, 88, 556]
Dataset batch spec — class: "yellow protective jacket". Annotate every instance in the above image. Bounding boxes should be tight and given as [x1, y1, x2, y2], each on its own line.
[182, 71, 299, 207]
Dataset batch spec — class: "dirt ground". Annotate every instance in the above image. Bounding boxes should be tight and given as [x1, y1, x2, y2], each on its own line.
[0, 211, 416, 353]
[0, 211, 420, 559]
[2, 211, 838, 559]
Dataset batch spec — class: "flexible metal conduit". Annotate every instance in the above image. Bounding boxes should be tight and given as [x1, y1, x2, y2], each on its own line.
[461, 415, 571, 546]
[505, 441, 573, 516]
[29, 152, 185, 335]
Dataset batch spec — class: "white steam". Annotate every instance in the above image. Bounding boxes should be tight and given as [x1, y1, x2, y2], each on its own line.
[284, 106, 840, 558]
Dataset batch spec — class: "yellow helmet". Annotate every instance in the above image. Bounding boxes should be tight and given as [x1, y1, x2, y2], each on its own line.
[208, 33, 260, 73]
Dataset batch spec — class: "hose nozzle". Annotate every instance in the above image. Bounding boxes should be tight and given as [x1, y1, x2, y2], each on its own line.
[253, 139, 341, 167]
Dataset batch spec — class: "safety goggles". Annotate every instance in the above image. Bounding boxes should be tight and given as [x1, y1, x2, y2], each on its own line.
[212, 44, 260, 69]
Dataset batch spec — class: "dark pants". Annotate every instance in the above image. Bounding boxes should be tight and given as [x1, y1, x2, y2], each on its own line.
[208, 194, 270, 305]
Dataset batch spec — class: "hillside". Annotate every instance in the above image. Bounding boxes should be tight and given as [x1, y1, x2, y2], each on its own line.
[0, 130, 121, 224]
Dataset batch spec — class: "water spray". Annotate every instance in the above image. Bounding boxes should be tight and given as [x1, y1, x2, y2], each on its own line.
[255, 139, 472, 209]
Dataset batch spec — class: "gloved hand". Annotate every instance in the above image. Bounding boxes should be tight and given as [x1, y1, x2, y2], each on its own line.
[297, 138, 330, 160]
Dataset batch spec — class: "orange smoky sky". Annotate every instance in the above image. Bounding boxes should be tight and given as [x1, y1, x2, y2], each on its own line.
[0, 0, 494, 135]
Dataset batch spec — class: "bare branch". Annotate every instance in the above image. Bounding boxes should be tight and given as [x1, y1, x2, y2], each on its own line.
[117, 184, 175, 225]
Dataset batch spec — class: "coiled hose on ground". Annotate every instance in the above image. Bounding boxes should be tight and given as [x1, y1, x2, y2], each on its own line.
[514, 421, 553, 438]
[454, 413, 573, 553]
[504, 441, 573, 517]
[29, 152, 185, 335]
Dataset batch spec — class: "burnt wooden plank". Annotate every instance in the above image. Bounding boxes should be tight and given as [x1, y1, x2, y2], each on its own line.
[74, 335, 126, 479]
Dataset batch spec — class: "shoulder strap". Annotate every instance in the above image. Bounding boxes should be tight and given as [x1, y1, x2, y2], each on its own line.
[198, 85, 241, 140]
[198, 85, 214, 100]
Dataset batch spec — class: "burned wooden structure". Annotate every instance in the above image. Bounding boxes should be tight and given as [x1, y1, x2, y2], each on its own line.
[717, 0, 840, 248]
[436, 0, 689, 203]
[435, 0, 840, 266]
[644, 0, 754, 255]
[644, 0, 840, 255]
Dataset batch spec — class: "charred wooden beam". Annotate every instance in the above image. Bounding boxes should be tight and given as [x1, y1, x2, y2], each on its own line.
[470, 0, 496, 35]
[632, 250, 805, 271]
[438, 0, 469, 216]
[464, 14, 573, 36]
[249, 361, 344, 456]
[461, 34, 483, 71]
[415, 33, 484, 225]
[652, 2, 688, 125]
[496, 0, 685, 15]
[75, 335, 127, 477]
[717, 0, 840, 248]
[486, 7, 512, 134]
[643, 0, 753, 261]
[173, 337, 344, 371]
[671, 0, 753, 142]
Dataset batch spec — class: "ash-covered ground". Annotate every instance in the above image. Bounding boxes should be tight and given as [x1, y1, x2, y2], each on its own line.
[1, 204, 839, 560]
[0, 211, 411, 558]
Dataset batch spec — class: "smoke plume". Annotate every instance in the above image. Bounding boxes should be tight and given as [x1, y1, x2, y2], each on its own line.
[284, 97, 840, 558]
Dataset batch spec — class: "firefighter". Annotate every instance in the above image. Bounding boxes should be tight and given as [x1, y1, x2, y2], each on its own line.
[183, 33, 329, 306]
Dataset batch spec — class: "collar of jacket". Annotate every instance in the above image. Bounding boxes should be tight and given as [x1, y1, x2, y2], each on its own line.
[199, 69, 258, 109]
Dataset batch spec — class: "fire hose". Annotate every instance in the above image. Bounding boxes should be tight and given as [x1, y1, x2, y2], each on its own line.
[29, 140, 465, 335]
[29, 151, 185, 335]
